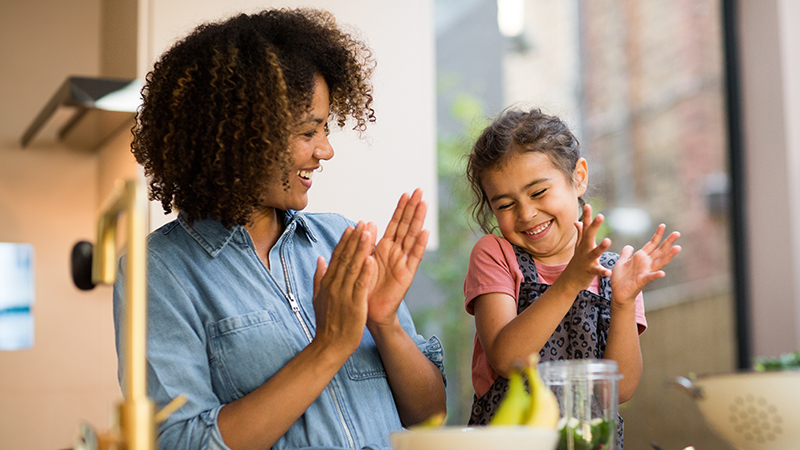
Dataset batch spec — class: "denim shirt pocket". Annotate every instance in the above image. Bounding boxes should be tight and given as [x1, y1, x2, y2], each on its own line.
[344, 328, 387, 381]
[208, 310, 297, 402]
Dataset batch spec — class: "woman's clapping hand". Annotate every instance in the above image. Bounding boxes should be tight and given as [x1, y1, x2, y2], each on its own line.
[312, 222, 377, 354]
[367, 188, 430, 326]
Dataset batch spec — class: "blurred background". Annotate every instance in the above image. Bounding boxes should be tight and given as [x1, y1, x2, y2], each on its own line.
[2, 0, 799, 449]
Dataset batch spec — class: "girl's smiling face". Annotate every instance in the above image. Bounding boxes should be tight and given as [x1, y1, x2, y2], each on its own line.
[482, 150, 588, 265]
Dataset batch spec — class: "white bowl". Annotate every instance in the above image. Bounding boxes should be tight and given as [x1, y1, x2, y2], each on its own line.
[389, 425, 559, 450]
[678, 371, 800, 450]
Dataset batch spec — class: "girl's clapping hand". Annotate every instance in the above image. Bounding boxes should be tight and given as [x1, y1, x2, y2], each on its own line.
[563, 204, 613, 292]
[610, 224, 681, 305]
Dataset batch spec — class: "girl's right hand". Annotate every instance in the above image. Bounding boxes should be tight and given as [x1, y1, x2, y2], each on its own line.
[311, 222, 377, 358]
[562, 204, 612, 292]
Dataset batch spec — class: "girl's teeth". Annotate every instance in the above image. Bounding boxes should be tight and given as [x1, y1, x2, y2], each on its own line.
[526, 220, 551, 235]
[298, 169, 314, 180]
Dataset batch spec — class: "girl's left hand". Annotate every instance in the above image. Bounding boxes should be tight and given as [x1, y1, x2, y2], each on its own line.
[611, 224, 681, 304]
[367, 188, 430, 326]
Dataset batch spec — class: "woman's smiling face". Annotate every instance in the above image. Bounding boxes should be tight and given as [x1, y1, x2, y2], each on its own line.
[261, 74, 334, 212]
[482, 150, 587, 265]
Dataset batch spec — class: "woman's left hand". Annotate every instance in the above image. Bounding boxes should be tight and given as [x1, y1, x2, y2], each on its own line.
[367, 188, 430, 326]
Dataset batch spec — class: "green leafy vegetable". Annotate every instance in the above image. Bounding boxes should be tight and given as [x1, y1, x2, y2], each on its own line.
[753, 351, 800, 372]
[557, 417, 614, 450]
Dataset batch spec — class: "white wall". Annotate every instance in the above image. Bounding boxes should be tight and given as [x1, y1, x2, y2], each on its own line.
[144, 0, 439, 246]
[738, 0, 800, 356]
[778, 0, 800, 357]
[0, 1, 436, 449]
[0, 3, 120, 449]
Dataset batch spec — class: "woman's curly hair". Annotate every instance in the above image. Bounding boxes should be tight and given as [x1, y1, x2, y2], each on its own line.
[132, 8, 375, 227]
[466, 108, 584, 234]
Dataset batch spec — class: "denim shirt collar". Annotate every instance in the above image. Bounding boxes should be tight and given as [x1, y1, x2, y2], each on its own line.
[176, 210, 318, 258]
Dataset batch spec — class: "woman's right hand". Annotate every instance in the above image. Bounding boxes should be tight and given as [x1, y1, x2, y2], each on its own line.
[312, 222, 377, 357]
[219, 223, 377, 450]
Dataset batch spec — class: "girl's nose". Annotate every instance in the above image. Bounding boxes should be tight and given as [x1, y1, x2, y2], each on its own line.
[520, 201, 538, 222]
[314, 135, 334, 161]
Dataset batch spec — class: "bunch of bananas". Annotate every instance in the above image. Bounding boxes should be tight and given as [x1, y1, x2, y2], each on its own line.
[412, 411, 447, 429]
[410, 354, 560, 431]
[488, 354, 561, 429]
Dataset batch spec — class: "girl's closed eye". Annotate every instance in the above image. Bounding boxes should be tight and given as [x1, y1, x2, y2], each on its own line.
[531, 188, 547, 198]
[497, 202, 514, 211]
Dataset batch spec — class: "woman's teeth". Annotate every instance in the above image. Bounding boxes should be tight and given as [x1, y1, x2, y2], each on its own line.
[298, 169, 314, 180]
[525, 220, 551, 235]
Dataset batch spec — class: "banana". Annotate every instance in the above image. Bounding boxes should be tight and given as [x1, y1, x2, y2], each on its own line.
[411, 412, 447, 430]
[489, 364, 531, 426]
[522, 354, 561, 429]
[487, 354, 561, 428]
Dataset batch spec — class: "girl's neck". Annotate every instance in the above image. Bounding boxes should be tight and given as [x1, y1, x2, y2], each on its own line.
[244, 207, 284, 269]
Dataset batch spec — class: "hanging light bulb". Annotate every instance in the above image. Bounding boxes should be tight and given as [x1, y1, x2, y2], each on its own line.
[497, 0, 524, 37]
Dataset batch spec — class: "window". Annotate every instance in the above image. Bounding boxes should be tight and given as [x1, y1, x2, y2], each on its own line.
[417, 1, 737, 447]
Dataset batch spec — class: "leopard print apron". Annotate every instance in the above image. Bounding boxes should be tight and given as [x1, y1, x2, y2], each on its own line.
[468, 245, 624, 449]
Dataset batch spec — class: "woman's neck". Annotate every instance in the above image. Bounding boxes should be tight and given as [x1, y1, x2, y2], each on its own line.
[244, 207, 284, 269]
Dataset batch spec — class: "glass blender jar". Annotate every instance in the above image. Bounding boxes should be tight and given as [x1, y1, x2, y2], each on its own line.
[539, 359, 621, 450]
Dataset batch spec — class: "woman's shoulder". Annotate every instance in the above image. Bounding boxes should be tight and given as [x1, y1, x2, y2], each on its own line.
[146, 217, 186, 249]
[289, 211, 356, 243]
[146, 215, 237, 260]
[292, 210, 354, 226]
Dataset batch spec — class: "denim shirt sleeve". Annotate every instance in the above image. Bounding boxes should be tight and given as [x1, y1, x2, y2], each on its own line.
[114, 252, 232, 450]
[396, 301, 447, 386]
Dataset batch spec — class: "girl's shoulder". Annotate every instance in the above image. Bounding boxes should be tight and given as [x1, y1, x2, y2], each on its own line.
[469, 234, 520, 275]
[464, 234, 522, 311]
[472, 233, 515, 256]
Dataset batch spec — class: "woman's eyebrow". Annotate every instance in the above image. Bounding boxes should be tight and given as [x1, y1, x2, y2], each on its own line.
[298, 116, 325, 126]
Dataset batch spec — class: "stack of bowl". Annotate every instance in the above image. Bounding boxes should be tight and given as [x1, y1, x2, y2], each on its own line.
[390, 426, 559, 450]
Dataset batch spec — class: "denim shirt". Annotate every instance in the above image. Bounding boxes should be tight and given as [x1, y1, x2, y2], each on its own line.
[113, 210, 445, 450]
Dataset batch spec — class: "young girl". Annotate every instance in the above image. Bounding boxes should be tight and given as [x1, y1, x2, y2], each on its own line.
[463, 108, 680, 444]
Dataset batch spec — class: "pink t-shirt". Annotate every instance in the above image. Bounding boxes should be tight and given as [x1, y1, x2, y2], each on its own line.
[464, 234, 648, 397]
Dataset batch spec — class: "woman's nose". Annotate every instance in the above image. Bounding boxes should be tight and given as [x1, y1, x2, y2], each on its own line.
[314, 135, 335, 161]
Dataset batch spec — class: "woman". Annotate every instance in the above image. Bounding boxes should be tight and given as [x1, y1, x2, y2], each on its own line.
[113, 8, 446, 450]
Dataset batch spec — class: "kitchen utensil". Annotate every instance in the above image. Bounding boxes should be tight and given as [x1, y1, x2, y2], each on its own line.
[539, 359, 622, 450]
[389, 426, 559, 450]
[674, 371, 800, 450]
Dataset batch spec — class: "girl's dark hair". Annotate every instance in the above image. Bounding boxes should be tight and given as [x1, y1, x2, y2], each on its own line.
[466, 108, 584, 234]
[133, 8, 376, 227]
